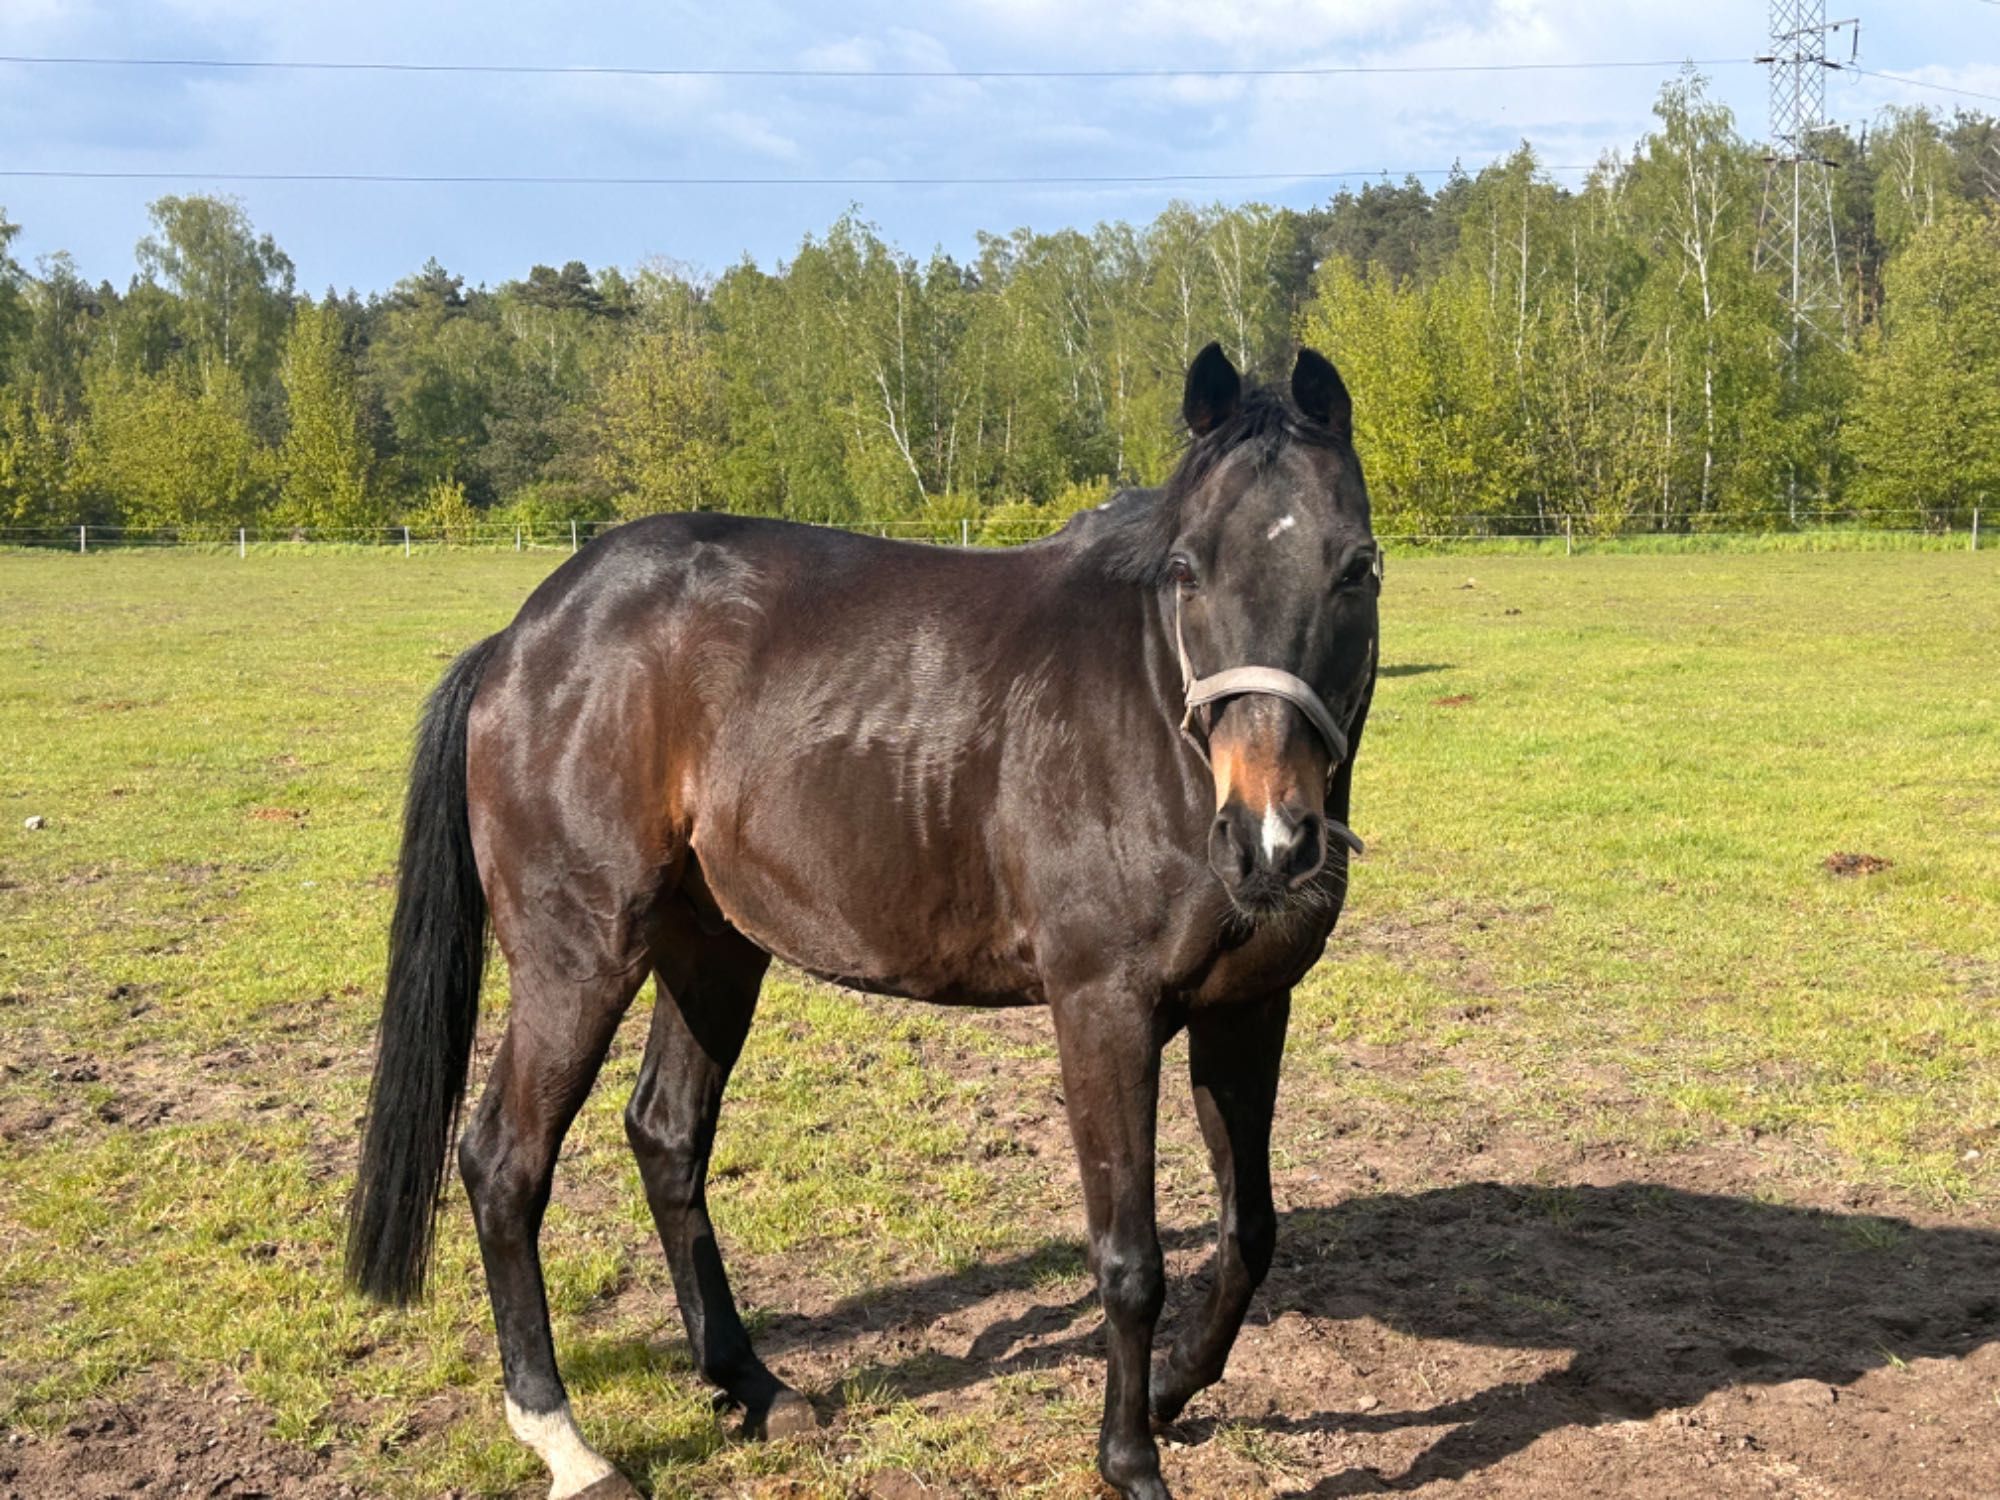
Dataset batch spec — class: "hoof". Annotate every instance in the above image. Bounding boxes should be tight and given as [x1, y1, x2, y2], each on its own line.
[567, 1474, 644, 1500]
[742, 1387, 818, 1441]
[1103, 1444, 1171, 1500]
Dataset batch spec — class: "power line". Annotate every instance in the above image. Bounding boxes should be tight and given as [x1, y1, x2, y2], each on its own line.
[1839, 64, 2000, 107]
[0, 165, 1596, 188]
[0, 52, 1752, 81]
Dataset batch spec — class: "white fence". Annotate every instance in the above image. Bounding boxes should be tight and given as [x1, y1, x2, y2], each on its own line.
[0, 508, 1984, 555]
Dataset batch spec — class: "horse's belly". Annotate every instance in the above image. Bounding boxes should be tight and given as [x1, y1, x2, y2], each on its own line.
[687, 741, 1036, 1005]
[700, 859, 1038, 1005]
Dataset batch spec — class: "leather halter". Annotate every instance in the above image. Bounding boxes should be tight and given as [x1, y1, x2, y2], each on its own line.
[1173, 589, 1366, 856]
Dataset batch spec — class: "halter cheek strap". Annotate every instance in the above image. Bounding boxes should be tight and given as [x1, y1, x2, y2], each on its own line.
[1174, 591, 1365, 855]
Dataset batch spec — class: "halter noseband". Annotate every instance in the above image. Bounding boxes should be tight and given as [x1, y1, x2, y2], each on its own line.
[1173, 590, 1365, 856]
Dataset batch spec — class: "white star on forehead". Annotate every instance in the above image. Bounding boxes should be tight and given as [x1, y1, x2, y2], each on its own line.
[1266, 514, 1296, 541]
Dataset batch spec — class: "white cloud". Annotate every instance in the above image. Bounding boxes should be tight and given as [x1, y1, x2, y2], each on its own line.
[798, 36, 883, 72]
[714, 110, 805, 162]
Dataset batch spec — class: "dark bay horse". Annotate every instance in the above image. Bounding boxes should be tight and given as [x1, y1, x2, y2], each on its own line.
[347, 343, 1381, 1500]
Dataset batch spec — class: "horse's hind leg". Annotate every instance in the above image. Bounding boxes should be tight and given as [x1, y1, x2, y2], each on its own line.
[1149, 992, 1288, 1429]
[459, 959, 648, 1500]
[624, 909, 813, 1437]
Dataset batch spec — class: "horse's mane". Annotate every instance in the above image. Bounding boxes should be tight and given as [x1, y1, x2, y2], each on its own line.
[1050, 386, 1350, 586]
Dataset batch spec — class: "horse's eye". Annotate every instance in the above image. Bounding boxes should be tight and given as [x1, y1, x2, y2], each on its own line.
[1337, 550, 1377, 590]
[1167, 555, 1197, 589]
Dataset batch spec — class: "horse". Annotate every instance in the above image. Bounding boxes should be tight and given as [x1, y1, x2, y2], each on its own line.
[345, 341, 1381, 1500]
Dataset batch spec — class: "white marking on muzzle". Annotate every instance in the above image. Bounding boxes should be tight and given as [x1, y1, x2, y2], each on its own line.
[506, 1397, 616, 1499]
[1266, 513, 1296, 540]
[1261, 804, 1289, 863]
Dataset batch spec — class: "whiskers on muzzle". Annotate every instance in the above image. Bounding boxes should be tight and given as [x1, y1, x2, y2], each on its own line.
[1215, 815, 1356, 934]
[1208, 804, 1352, 936]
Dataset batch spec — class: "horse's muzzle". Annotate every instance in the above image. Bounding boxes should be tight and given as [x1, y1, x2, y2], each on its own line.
[1209, 800, 1328, 909]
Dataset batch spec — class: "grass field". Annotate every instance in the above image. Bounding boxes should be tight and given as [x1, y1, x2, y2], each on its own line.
[1, 546, 1997, 1498]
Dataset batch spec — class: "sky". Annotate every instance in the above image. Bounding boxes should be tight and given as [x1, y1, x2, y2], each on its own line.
[1, 0, 1995, 296]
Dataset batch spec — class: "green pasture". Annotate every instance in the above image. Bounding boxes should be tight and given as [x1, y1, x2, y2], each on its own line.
[0, 545, 1995, 1495]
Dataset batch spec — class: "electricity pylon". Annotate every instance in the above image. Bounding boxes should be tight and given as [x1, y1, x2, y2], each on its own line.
[1757, 0, 1854, 353]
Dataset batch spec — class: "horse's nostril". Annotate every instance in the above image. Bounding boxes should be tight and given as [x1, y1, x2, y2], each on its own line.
[1208, 810, 1256, 884]
[1283, 818, 1326, 886]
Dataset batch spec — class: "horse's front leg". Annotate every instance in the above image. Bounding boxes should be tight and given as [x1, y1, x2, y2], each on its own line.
[1051, 987, 1173, 1500]
[1151, 991, 1288, 1428]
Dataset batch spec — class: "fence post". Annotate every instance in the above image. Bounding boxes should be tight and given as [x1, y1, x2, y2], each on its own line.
[570, 519, 579, 554]
[1565, 517, 1573, 557]
[1973, 507, 1982, 553]
[515, 526, 522, 552]
[78, 524, 86, 555]
[961, 518, 970, 547]
[403, 525, 411, 557]
[239, 527, 246, 559]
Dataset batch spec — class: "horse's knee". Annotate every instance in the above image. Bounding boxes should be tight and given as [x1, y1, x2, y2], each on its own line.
[1096, 1242, 1165, 1328]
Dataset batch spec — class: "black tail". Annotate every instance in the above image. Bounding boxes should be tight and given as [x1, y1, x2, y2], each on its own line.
[345, 634, 501, 1304]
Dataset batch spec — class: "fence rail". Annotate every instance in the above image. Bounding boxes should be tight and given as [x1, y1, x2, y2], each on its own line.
[0, 507, 1984, 554]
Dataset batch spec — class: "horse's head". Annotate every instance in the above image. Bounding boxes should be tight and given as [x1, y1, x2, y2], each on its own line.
[1163, 342, 1379, 918]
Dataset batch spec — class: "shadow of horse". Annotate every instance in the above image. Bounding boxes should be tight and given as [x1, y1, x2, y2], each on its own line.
[623, 1183, 2000, 1492]
[1376, 662, 1453, 679]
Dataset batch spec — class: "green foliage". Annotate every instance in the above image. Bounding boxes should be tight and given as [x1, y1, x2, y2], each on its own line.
[409, 473, 480, 543]
[598, 285, 723, 518]
[977, 498, 1053, 545]
[1302, 258, 1515, 532]
[908, 489, 982, 543]
[491, 483, 612, 540]
[16, 252, 96, 416]
[1847, 209, 2000, 517]
[1047, 476, 1115, 517]
[0, 206, 26, 373]
[0, 382, 85, 525]
[1873, 108, 1966, 254]
[1623, 76, 1788, 523]
[275, 301, 379, 532]
[134, 195, 295, 387]
[82, 362, 269, 537]
[365, 261, 508, 495]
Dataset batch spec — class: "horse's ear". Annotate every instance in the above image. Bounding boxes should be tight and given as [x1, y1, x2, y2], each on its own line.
[1182, 341, 1241, 436]
[1292, 346, 1352, 442]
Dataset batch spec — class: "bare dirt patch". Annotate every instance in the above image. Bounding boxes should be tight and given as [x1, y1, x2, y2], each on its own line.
[0, 993, 352, 1146]
[0, 1378, 354, 1499]
[1823, 851, 1893, 877]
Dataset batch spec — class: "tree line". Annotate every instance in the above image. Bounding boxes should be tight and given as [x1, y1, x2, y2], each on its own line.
[2, 76, 1997, 542]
